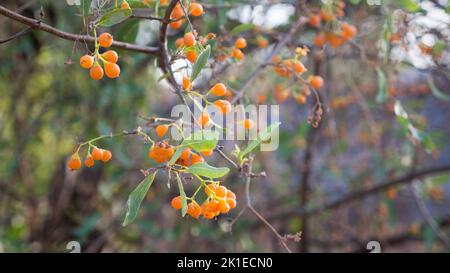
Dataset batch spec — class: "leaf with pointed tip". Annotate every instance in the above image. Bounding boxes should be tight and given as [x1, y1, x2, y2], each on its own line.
[122, 171, 157, 226]
[191, 46, 210, 82]
[98, 8, 132, 27]
[186, 162, 230, 179]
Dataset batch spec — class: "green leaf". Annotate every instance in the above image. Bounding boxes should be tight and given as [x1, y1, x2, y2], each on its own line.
[394, 101, 436, 153]
[122, 171, 157, 226]
[116, 19, 139, 43]
[127, 0, 148, 8]
[176, 174, 188, 217]
[190, 46, 210, 82]
[183, 130, 219, 152]
[238, 122, 281, 161]
[97, 8, 132, 27]
[82, 0, 91, 17]
[397, 0, 420, 12]
[186, 162, 230, 179]
[376, 68, 387, 103]
[428, 76, 450, 102]
[230, 23, 256, 36]
[168, 146, 185, 165]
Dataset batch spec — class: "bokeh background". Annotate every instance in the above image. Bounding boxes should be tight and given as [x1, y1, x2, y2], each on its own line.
[1, 0, 450, 253]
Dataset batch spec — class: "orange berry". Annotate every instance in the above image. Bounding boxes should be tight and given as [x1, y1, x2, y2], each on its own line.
[171, 196, 182, 210]
[89, 64, 104, 80]
[326, 32, 343, 48]
[231, 47, 244, 60]
[309, 75, 324, 89]
[201, 150, 213, 157]
[121, 0, 130, 9]
[98, 32, 113, 48]
[242, 119, 254, 129]
[188, 201, 201, 218]
[271, 55, 281, 64]
[226, 198, 237, 209]
[68, 154, 82, 171]
[207, 199, 220, 211]
[226, 190, 236, 200]
[155, 124, 169, 138]
[84, 154, 95, 168]
[218, 200, 230, 214]
[189, 3, 204, 16]
[314, 33, 326, 47]
[257, 36, 268, 48]
[320, 10, 334, 22]
[235, 37, 247, 49]
[205, 184, 217, 197]
[175, 38, 184, 48]
[274, 85, 290, 102]
[182, 76, 192, 91]
[101, 149, 112, 162]
[210, 83, 227, 96]
[191, 153, 204, 165]
[183, 32, 196, 47]
[169, 19, 184, 29]
[197, 112, 210, 127]
[180, 148, 191, 161]
[171, 4, 184, 19]
[79, 55, 94, 69]
[308, 14, 321, 28]
[341, 23, 357, 40]
[295, 94, 307, 104]
[104, 62, 120, 79]
[186, 50, 197, 63]
[294, 61, 306, 74]
[213, 99, 231, 115]
[101, 50, 119, 63]
[215, 185, 228, 198]
[203, 210, 215, 219]
[91, 147, 103, 161]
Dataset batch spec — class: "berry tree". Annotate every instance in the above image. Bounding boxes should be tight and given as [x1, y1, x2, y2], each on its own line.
[0, 0, 449, 253]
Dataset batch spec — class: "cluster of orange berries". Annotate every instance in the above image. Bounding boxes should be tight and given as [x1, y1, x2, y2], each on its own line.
[306, 2, 357, 49]
[68, 146, 112, 171]
[175, 147, 206, 167]
[169, 2, 204, 29]
[79, 32, 121, 80]
[313, 22, 357, 49]
[171, 184, 237, 219]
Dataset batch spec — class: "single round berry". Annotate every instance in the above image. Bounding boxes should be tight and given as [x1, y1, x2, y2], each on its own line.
[197, 112, 210, 127]
[218, 200, 230, 214]
[121, 0, 130, 9]
[215, 186, 228, 198]
[171, 196, 182, 210]
[186, 50, 197, 63]
[210, 83, 227, 96]
[98, 32, 113, 48]
[84, 155, 95, 168]
[101, 149, 112, 162]
[235, 37, 247, 49]
[91, 147, 103, 161]
[226, 198, 237, 209]
[189, 3, 204, 16]
[155, 124, 169, 138]
[191, 153, 204, 165]
[68, 154, 82, 171]
[242, 119, 254, 129]
[184, 32, 196, 47]
[309, 75, 324, 89]
[104, 62, 121, 79]
[308, 14, 321, 28]
[182, 76, 192, 91]
[226, 190, 236, 200]
[213, 99, 231, 115]
[80, 55, 94, 69]
[102, 50, 119, 63]
[89, 65, 104, 80]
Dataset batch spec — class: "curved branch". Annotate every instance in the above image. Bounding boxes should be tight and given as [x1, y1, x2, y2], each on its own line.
[0, 4, 159, 55]
[266, 164, 450, 222]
